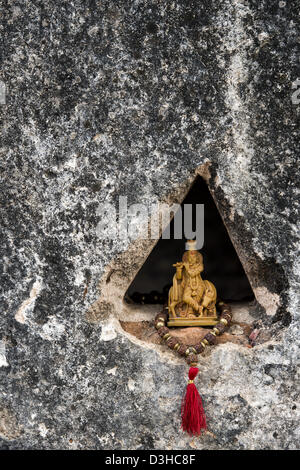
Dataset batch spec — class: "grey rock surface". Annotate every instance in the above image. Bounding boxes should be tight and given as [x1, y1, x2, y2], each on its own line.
[0, 0, 299, 449]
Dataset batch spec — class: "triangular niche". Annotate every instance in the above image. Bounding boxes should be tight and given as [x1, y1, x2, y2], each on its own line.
[125, 176, 254, 306]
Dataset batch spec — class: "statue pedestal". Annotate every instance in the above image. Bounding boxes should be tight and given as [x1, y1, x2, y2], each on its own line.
[167, 317, 219, 327]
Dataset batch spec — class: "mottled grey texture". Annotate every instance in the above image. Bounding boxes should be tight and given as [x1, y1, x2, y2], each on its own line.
[0, 0, 299, 449]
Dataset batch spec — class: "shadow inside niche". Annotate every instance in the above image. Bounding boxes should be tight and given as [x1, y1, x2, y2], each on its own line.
[125, 176, 255, 306]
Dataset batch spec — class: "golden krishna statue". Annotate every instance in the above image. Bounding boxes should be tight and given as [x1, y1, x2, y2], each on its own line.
[168, 240, 218, 326]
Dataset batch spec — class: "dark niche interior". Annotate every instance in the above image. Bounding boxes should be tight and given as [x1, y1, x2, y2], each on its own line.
[125, 176, 254, 305]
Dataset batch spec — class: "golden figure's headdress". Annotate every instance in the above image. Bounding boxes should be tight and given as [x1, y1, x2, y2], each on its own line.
[185, 239, 197, 251]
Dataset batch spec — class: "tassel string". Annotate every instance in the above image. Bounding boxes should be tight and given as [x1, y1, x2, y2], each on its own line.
[181, 367, 207, 436]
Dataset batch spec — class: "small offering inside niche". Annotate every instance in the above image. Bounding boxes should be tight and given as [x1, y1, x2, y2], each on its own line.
[168, 239, 218, 326]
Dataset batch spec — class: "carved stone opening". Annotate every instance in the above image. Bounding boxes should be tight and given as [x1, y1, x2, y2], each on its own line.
[125, 175, 254, 306]
[87, 166, 274, 351]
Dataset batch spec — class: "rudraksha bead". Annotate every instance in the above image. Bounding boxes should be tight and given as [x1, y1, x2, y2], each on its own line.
[177, 344, 188, 356]
[155, 312, 168, 322]
[194, 343, 205, 354]
[157, 326, 169, 337]
[205, 332, 217, 345]
[221, 309, 231, 317]
[186, 354, 198, 365]
[166, 337, 178, 349]
[220, 309, 231, 317]
[220, 312, 232, 323]
[215, 323, 226, 334]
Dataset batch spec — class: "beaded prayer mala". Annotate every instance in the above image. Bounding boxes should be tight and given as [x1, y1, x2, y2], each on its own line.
[154, 300, 233, 435]
[155, 300, 232, 363]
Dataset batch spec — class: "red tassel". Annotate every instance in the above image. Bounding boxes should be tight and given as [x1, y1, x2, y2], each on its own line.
[181, 367, 207, 436]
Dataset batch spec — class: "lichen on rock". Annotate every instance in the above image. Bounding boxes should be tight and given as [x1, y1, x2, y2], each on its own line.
[0, 0, 299, 450]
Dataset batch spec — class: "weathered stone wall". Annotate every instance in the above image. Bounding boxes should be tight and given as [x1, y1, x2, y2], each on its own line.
[0, 0, 299, 449]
